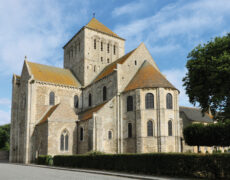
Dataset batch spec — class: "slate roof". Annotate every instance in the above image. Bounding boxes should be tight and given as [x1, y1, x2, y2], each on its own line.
[124, 61, 177, 92]
[93, 49, 136, 83]
[78, 102, 106, 121]
[26, 61, 81, 87]
[86, 18, 122, 39]
[37, 104, 59, 125]
[179, 106, 213, 123]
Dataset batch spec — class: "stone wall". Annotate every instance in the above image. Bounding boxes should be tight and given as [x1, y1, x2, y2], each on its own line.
[0, 151, 9, 161]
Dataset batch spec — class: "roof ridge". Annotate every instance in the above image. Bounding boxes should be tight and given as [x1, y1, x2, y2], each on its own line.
[27, 61, 67, 70]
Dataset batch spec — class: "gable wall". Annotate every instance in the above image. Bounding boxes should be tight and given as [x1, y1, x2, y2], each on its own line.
[117, 44, 159, 93]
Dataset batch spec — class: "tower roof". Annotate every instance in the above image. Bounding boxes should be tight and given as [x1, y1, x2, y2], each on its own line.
[124, 61, 177, 92]
[86, 18, 122, 39]
[63, 18, 124, 48]
[26, 61, 81, 87]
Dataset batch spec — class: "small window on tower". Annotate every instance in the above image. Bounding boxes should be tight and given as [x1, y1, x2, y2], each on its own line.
[101, 57, 103, 63]
[101, 42, 103, 51]
[114, 45, 116, 55]
[107, 44, 110, 53]
[107, 58, 110, 63]
[94, 39, 96, 49]
[135, 60, 137, 65]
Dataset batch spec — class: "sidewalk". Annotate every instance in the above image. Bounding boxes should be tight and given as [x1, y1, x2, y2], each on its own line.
[18, 163, 196, 180]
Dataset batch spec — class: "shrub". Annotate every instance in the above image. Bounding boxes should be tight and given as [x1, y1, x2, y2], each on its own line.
[53, 153, 230, 179]
[37, 155, 53, 166]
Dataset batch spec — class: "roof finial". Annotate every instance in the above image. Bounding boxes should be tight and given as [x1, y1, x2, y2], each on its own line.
[24, 56, 27, 61]
[93, 12, 95, 18]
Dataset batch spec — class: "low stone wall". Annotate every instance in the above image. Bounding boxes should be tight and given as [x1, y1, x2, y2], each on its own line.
[0, 151, 9, 161]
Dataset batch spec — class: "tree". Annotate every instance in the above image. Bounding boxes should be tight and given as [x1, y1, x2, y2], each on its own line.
[0, 124, 10, 150]
[183, 33, 230, 121]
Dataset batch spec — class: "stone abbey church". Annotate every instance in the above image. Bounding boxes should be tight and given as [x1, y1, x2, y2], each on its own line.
[10, 18, 205, 163]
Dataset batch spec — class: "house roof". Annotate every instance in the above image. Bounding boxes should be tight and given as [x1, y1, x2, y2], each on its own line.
[37, 104, 59, 125]
[26, 61, 81, 87]
[78, 102, 106, 121]
[179, 106, 213, 123]
[93, 49, 136, 83]
[86, 18, 122, 39]
[124, 61, 177, 92]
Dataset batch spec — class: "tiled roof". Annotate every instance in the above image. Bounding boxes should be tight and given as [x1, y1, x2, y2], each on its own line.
[37, 104, 59, 125]
[179, 106, 213, 123]
[124, 61, 177, 92]
[93, 49, 136, 83]
[26, 61, 81, 87]
[78, 102, 106, 121]
[86, 18, 122, 39]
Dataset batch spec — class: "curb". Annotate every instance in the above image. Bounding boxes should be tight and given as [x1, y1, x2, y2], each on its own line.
[11, 163, 186, 180]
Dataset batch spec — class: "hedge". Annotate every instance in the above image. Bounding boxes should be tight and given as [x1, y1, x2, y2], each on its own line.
[53, 153, 230, 179]
[37, 155, 53, 166]
[183, 120, 230, 146]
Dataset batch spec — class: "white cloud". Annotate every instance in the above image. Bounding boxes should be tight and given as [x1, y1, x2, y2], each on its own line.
[0, 0, 89, 75]
[0, 110, 10, 125]
[0, 98, 11, 106]
[162, 68, 193, 107]
[112, 1, 146, 17]
[114, 0, 230, 52]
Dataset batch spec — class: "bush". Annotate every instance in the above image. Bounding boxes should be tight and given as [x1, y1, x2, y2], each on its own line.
[37, 155, 53, 166]
[53, 153, 230, 179]
[183, 120, 230, 147]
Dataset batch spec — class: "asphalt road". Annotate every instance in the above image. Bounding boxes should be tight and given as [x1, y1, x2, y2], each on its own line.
[0, 163, 137, 180]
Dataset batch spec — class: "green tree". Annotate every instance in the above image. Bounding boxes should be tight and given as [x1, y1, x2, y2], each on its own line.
[0, 124, 10, 150]
[183, 33, 230, 121]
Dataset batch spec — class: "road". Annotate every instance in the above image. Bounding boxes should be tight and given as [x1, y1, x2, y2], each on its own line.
[0, 162, 140, 180]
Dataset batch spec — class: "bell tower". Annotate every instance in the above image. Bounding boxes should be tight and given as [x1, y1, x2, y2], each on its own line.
[63, 18, 125, 86]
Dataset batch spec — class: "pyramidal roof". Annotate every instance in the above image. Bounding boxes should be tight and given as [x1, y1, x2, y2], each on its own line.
[86, 18, 122, 39]
[124, 61, 177, 92]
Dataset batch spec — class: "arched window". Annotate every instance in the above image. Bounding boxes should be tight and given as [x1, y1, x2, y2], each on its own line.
[101, 57, 103, 63]
[147, 120, 153, 136]
[80, 127, 83, 141]
[128, 123, 132, 138]
[134, 60, 137, 65]
[88, 93, 92, 107]
[107, 43, 110, 53]
[145, 93, 154, 109]
[49, 92, 55, 105]
[60, 134, 64, 151]
[166, 93, 173, 109]
[127, 96, 133, 112]
[101, 42, 103, 51]
[108, 131, 112, 140]
[113, 45, 116, 55]
[60, 130, 69, 151]
[74, 95, 79, 108]
[107, 58, 110, 63]
[94, 65, 97, 72]
[168, 120, 172, 136]
[103, 86, 107, 101]
[94, 39, 96, 49]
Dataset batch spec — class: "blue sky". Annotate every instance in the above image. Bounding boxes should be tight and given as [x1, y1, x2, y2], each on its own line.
[0, 0, 230, 125]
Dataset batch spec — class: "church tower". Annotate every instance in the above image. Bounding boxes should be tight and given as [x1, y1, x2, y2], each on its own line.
[63, 18, 125, 86]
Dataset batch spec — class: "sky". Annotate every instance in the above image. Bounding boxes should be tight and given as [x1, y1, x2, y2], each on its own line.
[0, 0, 230, 125]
